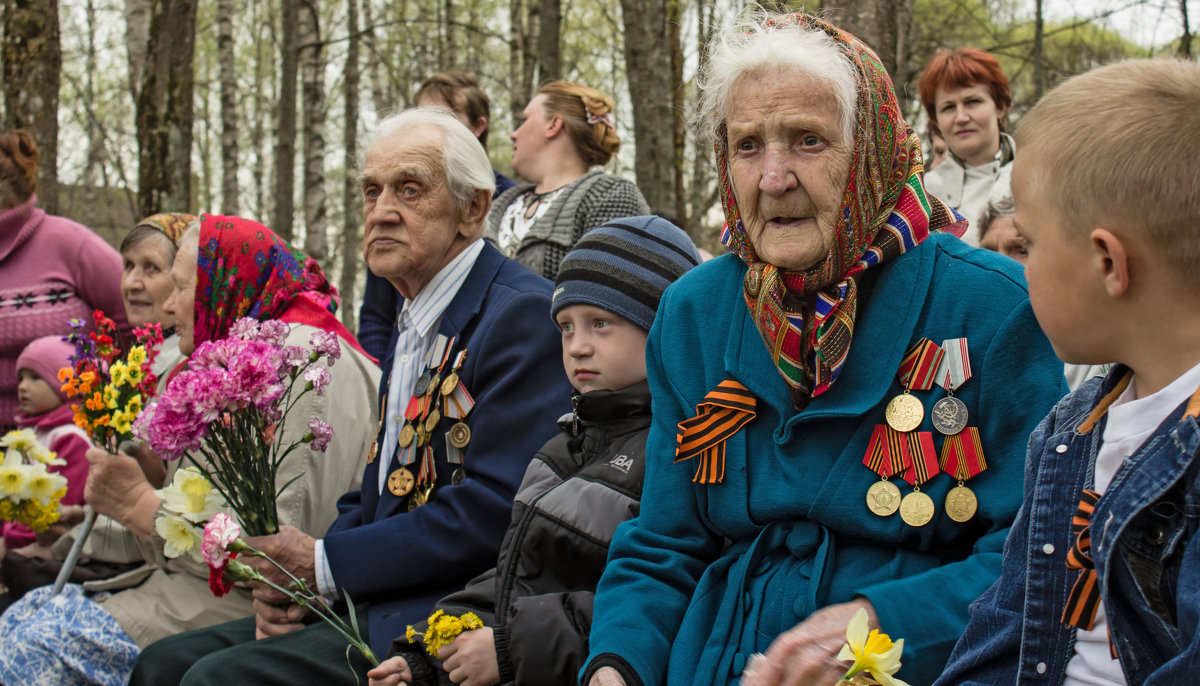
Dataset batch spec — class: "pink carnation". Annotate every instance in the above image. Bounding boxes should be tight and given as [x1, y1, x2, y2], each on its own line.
[303, 367, 332, 395]
[307, 417, 334, 452]
[283, 346, 310, 370]
[308, 331, 341, 362]
[229, 317, 260, 340]
[257, 320, 291, 348]
[202, 512, 243, 568]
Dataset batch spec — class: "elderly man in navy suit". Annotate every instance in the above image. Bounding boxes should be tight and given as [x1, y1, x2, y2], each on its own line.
[130, 107, 572, 685]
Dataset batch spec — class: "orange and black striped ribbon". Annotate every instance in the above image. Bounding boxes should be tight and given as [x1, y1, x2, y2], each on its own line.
[1063, 489, 1103, 630]
[675, 380, 757, 485]
[939, 427, 988, 480]
[900, 431, 939, 486]
[862, 424, 911, 478]
[897, 338, 945, 391]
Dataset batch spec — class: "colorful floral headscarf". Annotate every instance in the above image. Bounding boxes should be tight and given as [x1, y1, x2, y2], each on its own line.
[717, 13, 965, 409]
[134, 213, 195, 248]
[193, 215, 371, 359]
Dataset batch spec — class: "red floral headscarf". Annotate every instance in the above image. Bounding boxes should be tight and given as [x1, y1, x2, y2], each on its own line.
[193, 215, 372, 359]
[716, 13, 965, 409]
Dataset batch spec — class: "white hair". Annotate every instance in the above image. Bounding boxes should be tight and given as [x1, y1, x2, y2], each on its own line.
[365, 107, 496, 210]
[696, 11, 858, 146]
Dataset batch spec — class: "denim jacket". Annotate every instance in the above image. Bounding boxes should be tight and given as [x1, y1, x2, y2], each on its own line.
[936, 366, 1200, 685]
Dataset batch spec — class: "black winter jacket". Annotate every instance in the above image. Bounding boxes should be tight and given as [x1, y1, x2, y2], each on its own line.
[390, 381, 650, 685]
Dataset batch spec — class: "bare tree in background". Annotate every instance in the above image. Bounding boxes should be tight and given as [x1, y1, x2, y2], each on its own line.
[218, 0, 240, 215]
[821, 0, 912, 79]
[125, 0, 151, 102]
[538, 0, 561, 82]
[135, 0, 196, 217]
[2, 0, 62, 213]
[341, 0, 362, 331]
[620, 0, 679, 216]
[299, 0, 327, 265]
[1181, 0, 1192, 58]
[275, 0, 300, 240]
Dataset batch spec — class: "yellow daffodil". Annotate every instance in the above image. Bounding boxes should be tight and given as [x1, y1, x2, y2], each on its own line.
[125, 395, 142, 415]
[155, 512, 203, 560]
[0, 429, 39, 453]
[111, 411, 133, 434]
[24, 466, 67, 506]
[0, 461, 32, 499]
[103, 383, 121, 410]
[157, 467, 223, 523]
[110, 362, 130, 388]
[128, 365, 144, 386]
[836, 608, 909, 686]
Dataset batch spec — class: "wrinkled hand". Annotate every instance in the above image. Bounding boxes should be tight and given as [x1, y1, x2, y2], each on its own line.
[244, 526, 318, 639]
[739, 599, 877, 686]
[588, 666, 628, 686]
[84, 447, 157, 529]
[367, 656, 413, 686]
[439, 627, 499, 686]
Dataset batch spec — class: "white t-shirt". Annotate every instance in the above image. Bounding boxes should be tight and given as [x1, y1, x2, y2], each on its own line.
[496, 188, 564, 257]
[1064, 360, 1200, 685]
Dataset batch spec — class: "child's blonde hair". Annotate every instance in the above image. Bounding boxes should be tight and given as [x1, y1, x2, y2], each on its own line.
[1015, 59, 1200, 281]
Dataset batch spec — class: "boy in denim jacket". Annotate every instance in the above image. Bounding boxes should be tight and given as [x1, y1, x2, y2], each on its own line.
[936, 60, 1200, 685]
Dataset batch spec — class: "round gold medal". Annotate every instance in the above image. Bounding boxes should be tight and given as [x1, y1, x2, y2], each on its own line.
[945, 484, 978, 522]
[398, 424, 415, 448]
[387, 468, 415, 497]
[416, 424, 430, 448]
[899, 490, 935, 527]
[885, 393, 924, 432]
[440, 372, 459, 397]
[424, 408, 442, 432]
[425, 375, 441, 397]
[448, 422, 471, 449]
[866, 480, 901, 516]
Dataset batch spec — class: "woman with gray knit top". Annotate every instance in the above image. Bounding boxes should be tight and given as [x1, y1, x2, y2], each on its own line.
[485, 81, 649, 280]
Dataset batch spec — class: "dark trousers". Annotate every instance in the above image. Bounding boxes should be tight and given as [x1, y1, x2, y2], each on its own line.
[128, 606, 372, 686]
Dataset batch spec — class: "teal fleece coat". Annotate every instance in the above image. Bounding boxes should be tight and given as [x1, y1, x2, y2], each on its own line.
[584, 234, 1068, 686]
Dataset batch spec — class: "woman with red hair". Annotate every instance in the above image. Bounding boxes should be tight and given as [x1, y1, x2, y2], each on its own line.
[919, 47, 1014, 245]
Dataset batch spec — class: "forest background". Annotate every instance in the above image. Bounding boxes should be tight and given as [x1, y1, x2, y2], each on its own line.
[2, 0, 1194, 329]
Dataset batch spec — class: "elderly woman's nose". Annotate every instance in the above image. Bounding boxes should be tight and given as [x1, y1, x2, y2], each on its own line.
[759, 148, 798, 195]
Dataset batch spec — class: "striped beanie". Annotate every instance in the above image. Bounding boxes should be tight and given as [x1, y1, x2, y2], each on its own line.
[552, 215, 702, 332]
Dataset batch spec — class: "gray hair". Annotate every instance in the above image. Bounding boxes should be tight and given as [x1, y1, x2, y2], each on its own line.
[980, 194, 1015, 238]
[695, 11, 858, 147]
[364, 107, 496, 210]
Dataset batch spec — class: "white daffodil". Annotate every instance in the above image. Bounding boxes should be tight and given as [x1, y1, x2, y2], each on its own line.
[155, 512, 204, 561]
[24, 464, 68, 506]
[0, 461, 32, 500]
[157, 467, 223, 522]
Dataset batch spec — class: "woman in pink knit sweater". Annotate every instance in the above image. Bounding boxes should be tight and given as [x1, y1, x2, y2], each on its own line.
[0, 130, 129, 433]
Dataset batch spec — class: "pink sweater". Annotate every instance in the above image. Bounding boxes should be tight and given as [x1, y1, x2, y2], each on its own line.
[0, 196, 130, 432]
[1, 404, 91, 549]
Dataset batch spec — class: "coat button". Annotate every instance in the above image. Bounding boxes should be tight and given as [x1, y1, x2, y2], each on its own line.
[1055, 444, 1069, 453]
[1037, 662, 1047, 674]
[1043, 543, 1055, 554]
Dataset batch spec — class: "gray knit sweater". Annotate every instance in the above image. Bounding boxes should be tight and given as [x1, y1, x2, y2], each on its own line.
[484, 170, 649, 280]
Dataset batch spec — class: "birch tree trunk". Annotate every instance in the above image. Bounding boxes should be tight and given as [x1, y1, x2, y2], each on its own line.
[135, 0, 197, 217]
[217, 0, 240, 215]
[299, 0, 327, 265]
[619, 0, 677, 215]
[2, 0, 62, 213]
[274, 0, 300, 240]
[125, 0, 151, 103]
[251, 0, 270, 219]
[537, 0, 560, 83]
[341, 0, 362, 331]
[360, 0, 388, 116]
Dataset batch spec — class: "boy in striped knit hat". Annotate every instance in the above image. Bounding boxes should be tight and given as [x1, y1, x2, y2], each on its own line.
[369, 216, 701, 686]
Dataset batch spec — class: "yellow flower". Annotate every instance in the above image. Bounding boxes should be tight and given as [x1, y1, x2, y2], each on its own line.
[155, 512, 203, 560]
[157, 467, 222, 522]
[24, 464, 68, 506]
[128, 365, 145, 386]
[110, 362, 130, 387]
[125, 395, 142, 415]
[418, 610, 484, 657]
[127, 346, 147, 369]
[405, 625, 417, 643]
[103, 384, 120, 410]
[836, 608, 909, 686]
[0, 461, 31, 499]
[111, 411, 133, 435]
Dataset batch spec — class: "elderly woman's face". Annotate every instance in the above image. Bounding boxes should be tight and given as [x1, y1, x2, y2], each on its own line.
[121, 233, 178, 328]
[726, 70, 852, 272]
[163, 234, 198, 355]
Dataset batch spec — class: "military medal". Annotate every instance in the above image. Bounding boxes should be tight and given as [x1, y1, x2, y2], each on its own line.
[939, 427, 987, 522]
[932, 338, 971, 436]
[887, 338, 944, 432]
[387, 468, 415, 496]
[440, 372, 459, 398]
[448, 422, 471, 448]
[413, 371, 432, 397]
[366, 441, 378, 464]
[367, 396, 384, 464]
[424, 408, 442, 432]
[398, 423, 416, 448]
[898, 431, 939, 527]
[862, 425, 909, 517]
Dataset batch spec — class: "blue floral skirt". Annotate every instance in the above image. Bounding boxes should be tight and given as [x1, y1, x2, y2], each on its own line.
[0, 584, 139, 686]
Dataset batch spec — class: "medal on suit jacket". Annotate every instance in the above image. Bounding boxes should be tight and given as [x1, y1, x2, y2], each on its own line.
[862, 425, 909, 517]
[367, 392, 385, 464]
[939, 427, 987, 522]
[898, 431, 940, 527]
[931, 338, 970, 436]
[440, 349, 473, 485]
[886, 338, 944, 432]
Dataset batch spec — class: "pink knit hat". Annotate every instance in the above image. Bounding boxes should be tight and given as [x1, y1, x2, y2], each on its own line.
[16, 336, 75, 402]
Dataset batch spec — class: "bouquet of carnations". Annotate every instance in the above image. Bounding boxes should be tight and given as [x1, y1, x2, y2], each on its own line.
[0, 429, 69, 532]
[58, 310, 165, 450]
[152, 469, 377, 668]
[133, 317, 339, 536]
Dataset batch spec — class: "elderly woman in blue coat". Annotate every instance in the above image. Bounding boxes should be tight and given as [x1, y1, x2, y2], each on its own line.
[582, 13, 1068, 686]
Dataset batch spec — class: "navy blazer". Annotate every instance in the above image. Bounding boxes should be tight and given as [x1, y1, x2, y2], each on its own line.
[323, 242, 572, 655]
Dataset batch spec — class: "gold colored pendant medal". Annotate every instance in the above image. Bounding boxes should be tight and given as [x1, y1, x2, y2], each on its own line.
[885, 393, 924, 432]
[366, 441, 378, 464]
[440, 372, 460, 397]
[945, 483, 978, 522]
[899, 490, 935, 527]
[424, 408, 442, 432]
[866, 480, 901, 516]
[425, 375, 441, 398]
[448, 422, 471, 449]
[398, 424, 415, 448]
[387, 468, 415, 497]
